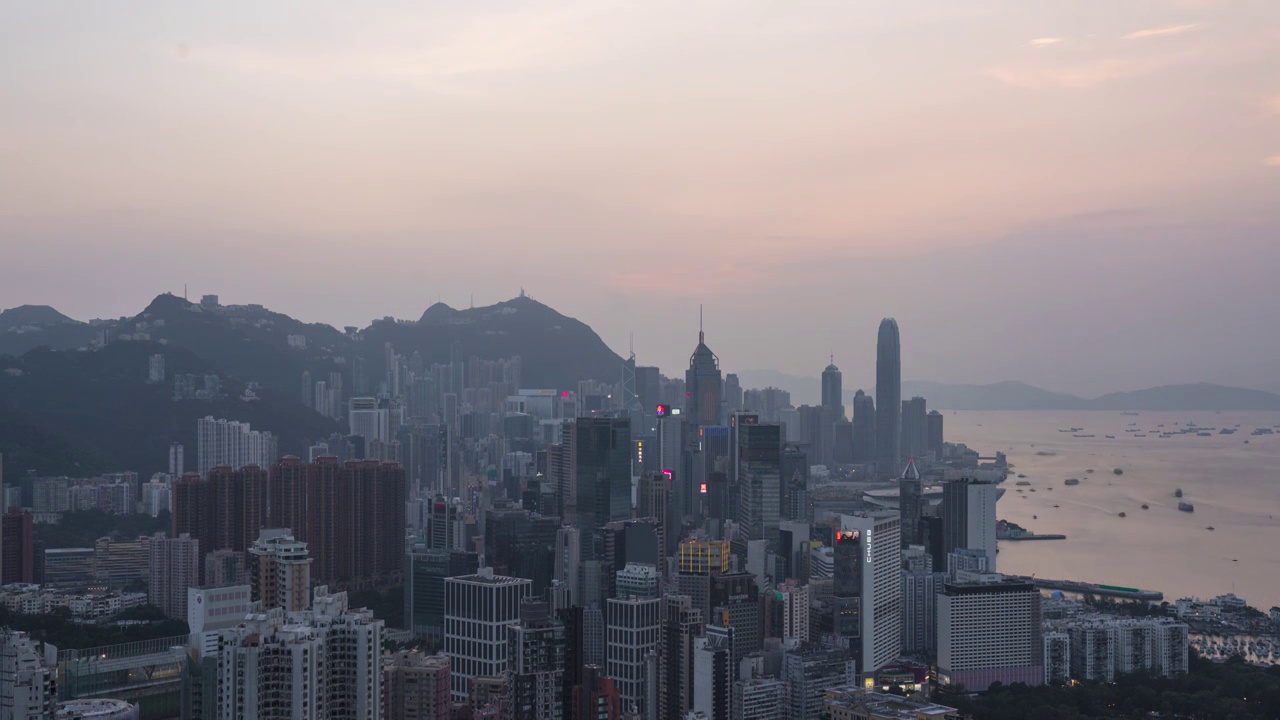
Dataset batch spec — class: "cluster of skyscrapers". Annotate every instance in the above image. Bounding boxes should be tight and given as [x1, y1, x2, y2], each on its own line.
[0, 314, 1190, 720]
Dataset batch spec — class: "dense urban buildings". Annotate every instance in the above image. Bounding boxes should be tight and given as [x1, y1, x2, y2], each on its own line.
[6, 305, 1198, 720]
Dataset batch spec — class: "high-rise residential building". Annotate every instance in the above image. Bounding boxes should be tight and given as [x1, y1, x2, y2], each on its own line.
[693, 625, 733, 720]
[1043, 631, 1071, 686]
[926, 410, 944, 455]
[148, 532, 200, 620]
[1, 509, 35, 585]
[444, 569, 532, 700]
[169, 442, 185, 477]
[900, 396, 928, 461]
[405, 546, 479, 645]
[605, 595, 661, 718]
[247, 529, 313, 612]
[266, 457, 407, 591]
[565, 417, 632, 536]
[851, 390, 876, 465]
[686, 321, 724, 429]
[658, 594, 703, 720]
[204, 548, 246, 588]
[1051, 616, 1189, 682]
[821, 360, 844, 419]
[875, 318, 902, 475]
[777, 579, 811, 642]
[1, 630, 56, 720]
[736, 422, 782, 554]
[195, 416, 277, 476]
[172, 465, 268, 581]
[218, 586, 384, 720]
[783, 644, 855, 720]
[384, 651, 451, 720]
[942, 478, 1005, 571]
[937, 576, 1044, 692]
[835, 513, 903, 679]
[141, 481, 170, 518]
[507, 598, 565, 720]
[899, 458, 923, 548]
[902, 567, 940, 657]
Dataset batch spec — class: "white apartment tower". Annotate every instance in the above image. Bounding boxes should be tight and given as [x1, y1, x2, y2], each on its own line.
[218, 586, 384, 720]
[196, 416, 278, 476]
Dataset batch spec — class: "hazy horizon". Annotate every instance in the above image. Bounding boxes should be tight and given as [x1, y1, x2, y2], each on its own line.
[3, 1, 1279, 396]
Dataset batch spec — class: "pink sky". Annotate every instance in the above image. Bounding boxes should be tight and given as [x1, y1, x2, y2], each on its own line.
[2, 1, 1278, 394]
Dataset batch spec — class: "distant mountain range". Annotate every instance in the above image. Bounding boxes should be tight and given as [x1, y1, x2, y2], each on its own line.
[737, 371, 1280, 412]
[0, 293, 622, 477]
[4, 292, 1277, 478]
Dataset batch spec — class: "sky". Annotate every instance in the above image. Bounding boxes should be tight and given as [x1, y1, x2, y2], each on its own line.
[2, 0, 1279, 396]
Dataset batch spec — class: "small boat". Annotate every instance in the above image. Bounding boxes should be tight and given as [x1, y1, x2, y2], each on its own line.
[1064, 478, 1080, 486]
[1033, 515, 1037, 520]
[1113, 468, 1124, 475]
[1178, 501, 1195, 513]
[1206, 526, 1215, 531]
[1053, 504, 1060, 508]
[1118, 512, 1127, 518]
[1141, 504, 1149, 510]
[1175, 488, 1183, 498]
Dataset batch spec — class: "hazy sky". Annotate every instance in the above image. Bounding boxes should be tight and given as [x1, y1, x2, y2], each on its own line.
[2, 1, 1279, 395]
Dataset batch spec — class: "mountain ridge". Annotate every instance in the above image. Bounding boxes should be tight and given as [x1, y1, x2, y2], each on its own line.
[736, 370, 1280, 411]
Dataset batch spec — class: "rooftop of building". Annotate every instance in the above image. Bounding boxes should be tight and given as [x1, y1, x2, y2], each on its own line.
[826, 688, 959, 720]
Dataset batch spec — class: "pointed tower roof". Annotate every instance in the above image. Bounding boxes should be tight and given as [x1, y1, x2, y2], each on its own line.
[900, 458, 921, 481]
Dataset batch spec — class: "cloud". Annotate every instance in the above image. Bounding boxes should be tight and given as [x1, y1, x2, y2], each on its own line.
[1266, 96, 1280, 116]
[987, 57, 1173, 89]
[1029, 38, 1064, 47]
[1265, 155, 1280, 167]
[1123, 23, 1201, 40]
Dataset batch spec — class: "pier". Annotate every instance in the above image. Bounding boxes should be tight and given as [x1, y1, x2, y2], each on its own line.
[1008, 576, 1164, 601]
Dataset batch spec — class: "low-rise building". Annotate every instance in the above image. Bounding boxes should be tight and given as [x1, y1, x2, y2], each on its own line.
[824, 688, 961, 720]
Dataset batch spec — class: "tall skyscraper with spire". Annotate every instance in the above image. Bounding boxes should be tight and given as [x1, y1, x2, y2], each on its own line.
[821, 358, 844, 420]
[875, 318, 902, 476]
[685, 308, 723, 428]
